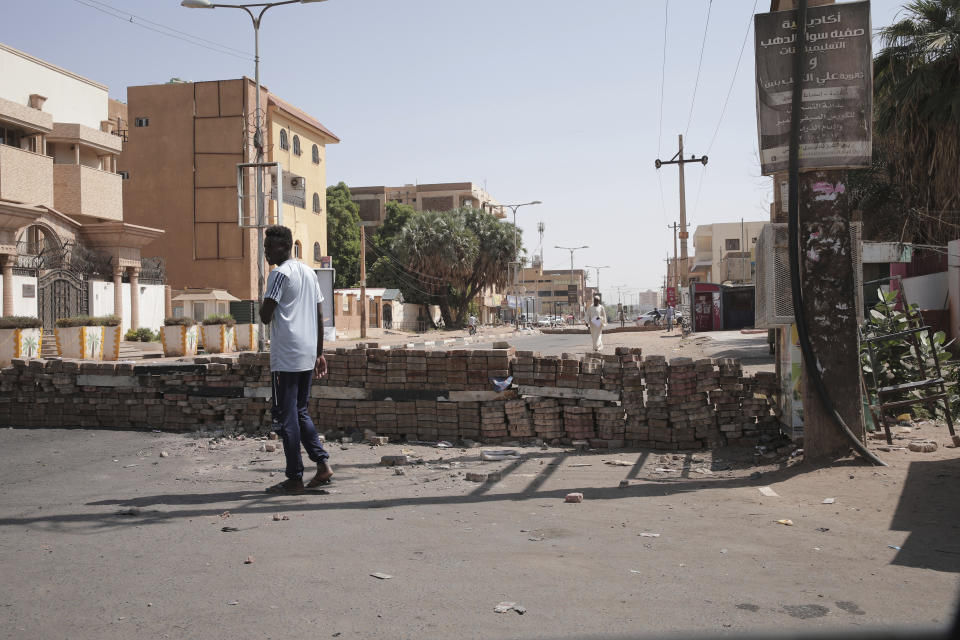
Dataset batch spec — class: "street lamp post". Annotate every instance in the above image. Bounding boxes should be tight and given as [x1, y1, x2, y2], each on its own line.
[555, 245, 588, 322]
[182, 0, 328, 352]
[585, 265, 609, 302]
[499, 200, 541, 327]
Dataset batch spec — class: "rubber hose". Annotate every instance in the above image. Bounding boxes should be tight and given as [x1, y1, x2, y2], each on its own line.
[786, 0, 886, 466]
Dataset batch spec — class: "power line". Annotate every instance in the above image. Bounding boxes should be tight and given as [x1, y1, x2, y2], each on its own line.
[684, 0, 713, 139]
[706, 0, 759, 155]
[657, 0, 669, 155]
[71, 0, 252, 62]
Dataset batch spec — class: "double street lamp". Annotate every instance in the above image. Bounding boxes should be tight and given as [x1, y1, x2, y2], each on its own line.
[498, 200, 541, 327]
[555, 245, 588, 321]
[181, 0, 328, 351]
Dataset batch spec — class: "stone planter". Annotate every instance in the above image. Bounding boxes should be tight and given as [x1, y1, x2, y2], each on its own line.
[0, 327, 43, 368]
[234, 323, 258, 351]
[201, 324, 235, 354]
[55, 326, 104, 360]
[102, 325, 123, 361]
[161, 325, 198, 357]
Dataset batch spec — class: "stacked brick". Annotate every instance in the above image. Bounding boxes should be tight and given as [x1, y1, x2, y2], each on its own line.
[505, 398, 535, 438]
[664, 358, 700, 449]
[480, 400, 508, 440]
[715, 358, 746, 443]
[596, 403, 626, 442]
[530, 397, 563, 440]
[578, 356, 603, 390]
[446, 350, 469, 391]
[534, 356, 558, 386]
[601, 353, 624, 391]
[621, 349, 647, 442]
[557, 356, 580, 389]
[643, 355, 670, 444]
[744, 371, 782, 440]
[365, 348, 388, 388]
[563, 403, 595, 440]
[512, 351, 536, 385]
[437, 401, 460, 439]
[458, 401, 481, 440]
[693, 359, 722, 447]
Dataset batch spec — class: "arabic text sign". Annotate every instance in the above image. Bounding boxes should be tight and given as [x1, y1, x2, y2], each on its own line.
[754, 1, 872, 175]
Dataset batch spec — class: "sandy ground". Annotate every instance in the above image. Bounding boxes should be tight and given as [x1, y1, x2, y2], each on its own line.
[1, 423, 958, 639]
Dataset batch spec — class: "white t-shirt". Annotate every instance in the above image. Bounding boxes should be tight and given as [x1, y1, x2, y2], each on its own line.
[264, 259, 323, 372]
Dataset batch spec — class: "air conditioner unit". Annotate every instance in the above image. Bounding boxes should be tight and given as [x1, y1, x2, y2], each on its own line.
[755, 222, 862, 328]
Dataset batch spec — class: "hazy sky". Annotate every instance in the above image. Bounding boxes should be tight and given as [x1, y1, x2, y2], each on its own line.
[4, 0, 907, 299]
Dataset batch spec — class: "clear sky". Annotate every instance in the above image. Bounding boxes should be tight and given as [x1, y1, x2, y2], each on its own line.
[4, 0, 907, 300]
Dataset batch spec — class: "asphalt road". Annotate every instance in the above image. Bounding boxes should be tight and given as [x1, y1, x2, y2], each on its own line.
[2, 427, 957, 639]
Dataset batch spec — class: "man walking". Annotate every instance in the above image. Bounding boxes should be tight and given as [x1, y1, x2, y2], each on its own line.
[585, 295, 607, 352]
[260, 225, 332, 494]
[665, 305, 675, 333]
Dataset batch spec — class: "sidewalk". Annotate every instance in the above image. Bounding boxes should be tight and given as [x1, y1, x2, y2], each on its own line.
[329, 326, 539, 350]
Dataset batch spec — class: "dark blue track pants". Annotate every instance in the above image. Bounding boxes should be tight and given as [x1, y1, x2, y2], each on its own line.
[271, 370, 329, 479]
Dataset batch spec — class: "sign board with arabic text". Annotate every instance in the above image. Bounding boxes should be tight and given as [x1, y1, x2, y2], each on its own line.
[754, 1, 872, 175]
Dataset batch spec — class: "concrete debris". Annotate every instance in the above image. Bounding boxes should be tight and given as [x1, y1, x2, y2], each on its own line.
[370, 572, 393, 580]
[268, 432, 278, 440]
[244, 556, 254, 564]
[393, 468, 405, 475]
[465, 471, 501, 483]
[381, 455, 409, 466]
[272, 514, 289, 521]
[368, 436, 389, 446]
[776, 519, 794, 526]
[908, 441, 938, 453]
[565, 492, 584, 503]
[494, 602, 525, 615]
[159, 451, 169, 458]
[822, 498, 836, 504]
[604, 460, 632, 466]
[758, 487, 779, 497]
[638, 532, 660, 538]
[481, 450, 519, 461]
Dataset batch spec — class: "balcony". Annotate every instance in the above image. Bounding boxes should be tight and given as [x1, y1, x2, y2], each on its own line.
[0, 96, 53, 134]
[49, 123, 122, 155]
[0, 144, 54, 206]
[53, 164, 122, 221]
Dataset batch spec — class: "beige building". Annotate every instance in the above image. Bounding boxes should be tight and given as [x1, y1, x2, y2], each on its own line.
[689, 221, 767, 284]
[350, 182, 504, 226]
[0, 42, 163, 331]
[119, 78, 338, 301]
[516, 266, 586, 320]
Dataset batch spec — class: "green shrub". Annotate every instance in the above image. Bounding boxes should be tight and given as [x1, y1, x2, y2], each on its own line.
[202, 314, 236, 326]
[124, 329, 138, 341]
[164, 316, 194, 326]
[55, 315, 94, 328]
[92, 315, 121, 327]
[0, 316, 43, 330]
[136, 327, 157, 342]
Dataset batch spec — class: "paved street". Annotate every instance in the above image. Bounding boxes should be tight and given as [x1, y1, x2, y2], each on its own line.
[1, 428, 957, 639]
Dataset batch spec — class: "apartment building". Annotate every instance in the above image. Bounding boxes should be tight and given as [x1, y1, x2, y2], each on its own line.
[350, 182, 503, 226]
[689, 221, 767, 284]
[0, 43, 163, 330]
[119, 78, 338, 301]
[515, 265, 586, 320]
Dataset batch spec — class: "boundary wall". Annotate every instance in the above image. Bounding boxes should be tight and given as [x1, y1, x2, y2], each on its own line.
[0, 346, 783, 450]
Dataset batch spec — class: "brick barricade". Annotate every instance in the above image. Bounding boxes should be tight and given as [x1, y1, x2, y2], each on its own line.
[0, 345, 784, 450]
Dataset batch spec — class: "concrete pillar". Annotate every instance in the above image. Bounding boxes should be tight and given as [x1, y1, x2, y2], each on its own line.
[1, 255, 14, 317]
[73, 144, 80, 165]
[128, 266, 140, 330]
[112, 267, 123, 327]
[165, 285, 173, 319]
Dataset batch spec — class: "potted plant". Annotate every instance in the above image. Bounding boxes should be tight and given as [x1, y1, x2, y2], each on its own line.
[234, 320, 259, 352]
[55, 315, 104, 360]
[95, 315, 123, 361]
[0, 316, 43, 367]
[201, 314, 236, 354]
[160, 317, 198, 357]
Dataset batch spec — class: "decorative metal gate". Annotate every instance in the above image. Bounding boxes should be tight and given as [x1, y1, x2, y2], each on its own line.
[38, 270, 88, 331]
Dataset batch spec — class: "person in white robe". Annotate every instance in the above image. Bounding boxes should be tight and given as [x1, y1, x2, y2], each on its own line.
[585, 295, 607, 352]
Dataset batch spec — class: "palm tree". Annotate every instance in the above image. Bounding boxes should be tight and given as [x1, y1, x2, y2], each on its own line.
[873, 0, 960, 241]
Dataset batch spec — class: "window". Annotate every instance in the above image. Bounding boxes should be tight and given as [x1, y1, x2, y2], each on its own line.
[725, 239, 741, 251]
[118, 170, 130, 180]
[134, 117, 149, 127]
[312, 192, 321, 213]
[292, 135, 301, 156]
[279, 129, 288, 150]
[313, 242, 321, 262]
[312, 144, 320, 164]
[294, 240, 302, 259]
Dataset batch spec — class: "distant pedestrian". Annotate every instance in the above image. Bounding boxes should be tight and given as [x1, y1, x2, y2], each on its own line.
[653, 308, 662, 327]
[586, 295, 607, 352]
[259, 225, 332, 494]
[665, 306, 675, 332]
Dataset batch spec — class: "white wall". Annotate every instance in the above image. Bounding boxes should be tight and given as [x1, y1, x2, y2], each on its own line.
[0, 44, 108, 129]
[902, 272, 949, 311]
[0, 275, 39, 317]
[89, 281, 165, 333]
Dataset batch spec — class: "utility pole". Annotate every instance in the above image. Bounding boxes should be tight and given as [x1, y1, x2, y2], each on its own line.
[656, 135, 707, 289]
[556, 245, 588, 321]
[500, 201, 542, 327]
[359, 224, 367, 339]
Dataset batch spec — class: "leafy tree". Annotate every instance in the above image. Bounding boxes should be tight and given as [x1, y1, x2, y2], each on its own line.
[391, 207, 520, 327]
[326, 182, 361, 289]
[862, 0, 960, 242]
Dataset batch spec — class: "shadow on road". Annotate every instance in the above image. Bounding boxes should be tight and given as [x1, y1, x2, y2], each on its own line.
[888, 459, 960, 573]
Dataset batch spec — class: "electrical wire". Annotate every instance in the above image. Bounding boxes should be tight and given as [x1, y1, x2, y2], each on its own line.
[786, 0, 885, 467]
[71, 0, 252, 61]
[683, 0, 713, 139]
[657, 0, 669, 156]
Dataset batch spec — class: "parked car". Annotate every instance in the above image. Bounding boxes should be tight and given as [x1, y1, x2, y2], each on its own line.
[637, 309, 664, 327]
